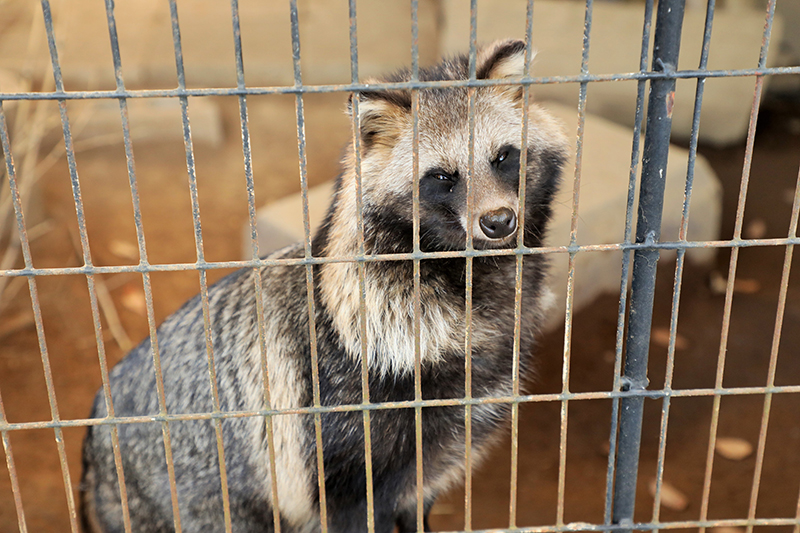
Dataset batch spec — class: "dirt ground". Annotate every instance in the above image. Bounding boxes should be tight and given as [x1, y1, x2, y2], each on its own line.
[0, 90, 798, 532]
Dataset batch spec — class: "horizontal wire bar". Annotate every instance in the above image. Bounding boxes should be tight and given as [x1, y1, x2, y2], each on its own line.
[415, 517, 800, 533]
[3, 384, 799, 432]
[2, 236, 798, 278]
[1, 65, 799, 101]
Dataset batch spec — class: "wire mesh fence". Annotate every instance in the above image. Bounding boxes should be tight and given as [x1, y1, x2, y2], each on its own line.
[0, 0, 799, 532]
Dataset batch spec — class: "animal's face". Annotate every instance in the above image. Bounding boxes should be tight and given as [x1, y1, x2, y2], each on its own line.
[317, 40, 568, 376]
[341, 39, 567, 254]
[414, 90, 530, 250]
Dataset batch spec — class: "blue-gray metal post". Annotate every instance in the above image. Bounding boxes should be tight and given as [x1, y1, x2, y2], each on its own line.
[612, 0, 686, 528]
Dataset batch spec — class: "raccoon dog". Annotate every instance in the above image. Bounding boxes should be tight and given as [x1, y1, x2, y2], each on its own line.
[81, 39, 568, 532]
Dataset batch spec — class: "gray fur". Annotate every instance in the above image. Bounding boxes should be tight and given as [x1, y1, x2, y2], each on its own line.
[84, 244, 315, 531]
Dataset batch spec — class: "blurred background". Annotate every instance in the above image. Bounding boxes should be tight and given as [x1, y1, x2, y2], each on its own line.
[0, 0, 799, 531]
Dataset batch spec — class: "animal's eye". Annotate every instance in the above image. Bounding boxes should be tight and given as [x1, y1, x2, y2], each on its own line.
[424, 169, 456, 184]
[496, 150, 509, 164]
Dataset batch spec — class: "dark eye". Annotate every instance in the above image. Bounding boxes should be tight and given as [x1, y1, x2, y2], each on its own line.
[496, 150, 509, 164]
[421, 168, 458, 197]
[423, 168, 457, 184]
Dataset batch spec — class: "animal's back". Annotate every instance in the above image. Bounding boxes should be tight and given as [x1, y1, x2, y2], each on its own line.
[82, 244, 312, 532]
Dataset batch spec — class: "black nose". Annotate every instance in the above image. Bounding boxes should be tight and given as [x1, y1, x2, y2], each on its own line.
[479, 207, 517, 239]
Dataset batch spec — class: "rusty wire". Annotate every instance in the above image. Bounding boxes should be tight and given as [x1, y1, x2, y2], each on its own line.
[698, 1, 779, 531]
[286, 2, 329, 532]
[651, 0, 716, 526]
[556, 0, 594, 526]
[2, 66, 800, 104]
[168, 2, 233, 530]
[409, 2, 426, 532]
[508, 0, 535, 528]
[228, 0, 284, 529]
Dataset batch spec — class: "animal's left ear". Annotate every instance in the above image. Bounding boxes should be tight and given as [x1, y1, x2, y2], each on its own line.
[476, 39, 530, 102]
[347, 88, 411, 152]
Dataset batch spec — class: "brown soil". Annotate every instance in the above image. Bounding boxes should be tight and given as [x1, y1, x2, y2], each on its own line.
[0, 95, 798, 532]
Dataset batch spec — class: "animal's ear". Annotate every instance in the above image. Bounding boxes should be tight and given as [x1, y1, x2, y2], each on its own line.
[347, 88, 411, 151]
[476, 39, 530, 102]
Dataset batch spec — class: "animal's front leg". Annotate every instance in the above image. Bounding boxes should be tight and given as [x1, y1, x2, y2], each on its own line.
[394, 496, 434, 533]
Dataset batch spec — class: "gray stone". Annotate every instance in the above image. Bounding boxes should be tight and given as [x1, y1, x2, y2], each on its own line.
[0, 0, 441, 89]
[440, 0, 783, 147]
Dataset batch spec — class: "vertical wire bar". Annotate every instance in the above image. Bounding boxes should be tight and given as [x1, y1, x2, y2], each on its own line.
[604, 0, 655, 523]
[288, 3, 328, 530]
[742, 3, 782, 527]
[0, 103, 30, 533]
[463, 2, 477, 529]
[743, 154, 799, 531]
[83, 272, 132, 532]
[698, 3, 776, 528]
[166, 3, 232, 529]
[409, 1, 424, 531]
[98, 0, 184, 528]
[347, 2, 377, 531]
[613, 1, 686, 529]
[96, 3, 151, 529]
[795, 472, 800, 533]
[140, 262, 183, 530]
[605, 1, 655, 522]
[747, 0, 780, 533]
[229, 1, 283, 530]
[77, 14, 138, 516]
[103, 1, 185, 528]
[651, 1, 715, 526]
[0, 400, 26, 533]
[82, 1, 185, 526]
[557, 0, 593, 525]
[39, 3, 102, 528]
[124, 4, 182, 532]
[508, 0, 534, 528]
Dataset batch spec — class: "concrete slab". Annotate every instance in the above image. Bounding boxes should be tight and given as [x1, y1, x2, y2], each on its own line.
[440, 0, 783, 147]
[543, 102, 721, 330]
[0, 0, 441, 90]
[62, 98, 225, 147]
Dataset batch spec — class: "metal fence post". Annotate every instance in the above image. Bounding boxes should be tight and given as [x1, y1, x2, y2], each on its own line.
[612, 0, 686, 528]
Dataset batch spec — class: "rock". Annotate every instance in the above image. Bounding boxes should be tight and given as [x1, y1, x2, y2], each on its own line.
[651, 327, 690, 350]
[648, 478, 689, 511]
[67, 98, 225, 147]
[715, 437, 754, 461]
[743, 219, 768, 239]
[0, 0, 441, 89]
[440, 0, 784, 147]
[543, 102, 721, 330]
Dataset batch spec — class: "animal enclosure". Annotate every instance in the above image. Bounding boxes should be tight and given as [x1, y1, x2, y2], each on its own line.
[1, 0, 799, 532]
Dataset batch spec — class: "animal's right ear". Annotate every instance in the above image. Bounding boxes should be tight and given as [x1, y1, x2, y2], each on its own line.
[477, 39, 531, 103]
[347, 89, 411, 151]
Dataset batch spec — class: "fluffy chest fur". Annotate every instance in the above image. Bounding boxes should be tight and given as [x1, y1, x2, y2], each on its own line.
[310, 252, 549, 525]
